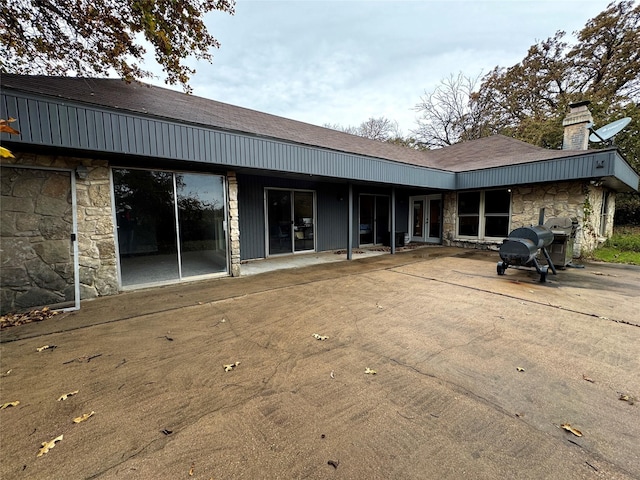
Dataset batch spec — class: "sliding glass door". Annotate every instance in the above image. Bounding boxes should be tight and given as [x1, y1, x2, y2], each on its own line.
[113, 169, 227, 287]
[359, 194, 389, 246]
[266, 189, 315, 255]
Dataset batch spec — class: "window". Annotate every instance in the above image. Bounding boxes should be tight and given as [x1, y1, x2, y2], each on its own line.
[599, 191, 610, 236]
[458, 192, 480, 236]
[457, 189, 510, 239]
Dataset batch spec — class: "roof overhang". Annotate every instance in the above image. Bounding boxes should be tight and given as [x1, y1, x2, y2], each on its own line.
[0, 88, 455, 190]
[455, 149, 638, 193]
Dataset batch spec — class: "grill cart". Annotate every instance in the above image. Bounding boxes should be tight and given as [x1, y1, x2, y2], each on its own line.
[497, 224, 557, 282]
[543, 217, 578, 269]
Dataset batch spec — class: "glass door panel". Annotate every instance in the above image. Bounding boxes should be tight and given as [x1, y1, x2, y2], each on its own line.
[177, 173, 227, 277]
[359, 195, 374, 245]
[267, 190, 292, 255]
[114, 169, 179, 286]
[412, 199, 424, 237]
[375, 196, 389, 245]
[428, 198, 441, 240]
[293, 191, 314, 252]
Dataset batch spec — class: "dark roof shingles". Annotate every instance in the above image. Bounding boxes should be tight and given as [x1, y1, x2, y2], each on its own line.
[1, 74, 592, 172]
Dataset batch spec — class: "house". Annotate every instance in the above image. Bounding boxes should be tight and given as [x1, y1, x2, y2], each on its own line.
[1, 75, 638, 314]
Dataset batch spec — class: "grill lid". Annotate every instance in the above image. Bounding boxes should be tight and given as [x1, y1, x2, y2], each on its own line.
[544, 217, 578, 235]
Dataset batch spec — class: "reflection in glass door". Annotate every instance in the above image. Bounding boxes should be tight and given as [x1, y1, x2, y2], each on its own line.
[412, 199, 424, 239]
[267, 190, 292, 256]
[177, 173, 227, 277]
[359, 195, 374, 245]
[113, 169, 227, 287]
[359, 194, 389, 246]
[410, 195, 441, 243]
[293, 191, 314, 252]
[428, 197, 442, 241]
[266, 189, 315, 255]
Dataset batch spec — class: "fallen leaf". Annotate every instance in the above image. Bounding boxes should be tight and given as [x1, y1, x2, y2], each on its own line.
[73, 411, 95, 423]
[582, 374, 595, 383]
[57, 390, 79, 401]
[223, 361, 240, 372]
[0, 117, 20, 135]
[36, 345, 57, 352]
[516, 367, 525, 372]
[560, 423, 582, 437]
[312, 333, 328, 340]
[619, 394, 636, 405]
[37, 434, 63, 457]
[0, 146, 15, 158]
[364, 367, 377, 375]
[1, 401, 20, 409]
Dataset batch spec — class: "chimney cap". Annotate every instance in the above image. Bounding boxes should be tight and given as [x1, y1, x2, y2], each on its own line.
[569, 100, 591, 109]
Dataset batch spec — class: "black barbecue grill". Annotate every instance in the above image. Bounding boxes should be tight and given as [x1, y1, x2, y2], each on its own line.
[497, 209, 559, 282]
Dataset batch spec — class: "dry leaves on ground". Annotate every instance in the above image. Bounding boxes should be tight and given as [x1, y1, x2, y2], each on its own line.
[1, 307, 60, 329]
[37, 435, 63, 457]
[223, 361, 240, 372]
[1, 401, 20, 409]
[73, 412, 95, 423]
[619, 394, 636, 405]
[36, 345, 57, 352]
[57, 390, 79, 401]
[561, 423, 583, 437]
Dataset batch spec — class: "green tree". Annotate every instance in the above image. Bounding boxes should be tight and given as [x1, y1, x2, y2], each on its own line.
[0, 0, 235, 91]
[413, 1, 639, 224]
[473, 1, 639, 168]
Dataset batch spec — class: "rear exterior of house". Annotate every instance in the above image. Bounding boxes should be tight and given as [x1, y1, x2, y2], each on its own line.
[1, 76, 637, 314]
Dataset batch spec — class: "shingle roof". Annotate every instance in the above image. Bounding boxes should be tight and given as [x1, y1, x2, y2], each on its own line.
[0, 74, 595, 172]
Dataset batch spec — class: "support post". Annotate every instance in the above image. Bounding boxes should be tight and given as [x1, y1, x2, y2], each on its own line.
[390, 187, 396, 254]
[347, 183, 353, 260]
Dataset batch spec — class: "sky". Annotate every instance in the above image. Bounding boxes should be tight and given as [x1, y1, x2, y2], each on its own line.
[145, 0, 615, 136]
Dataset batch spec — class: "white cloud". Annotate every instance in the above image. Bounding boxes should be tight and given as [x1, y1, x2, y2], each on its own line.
[145, 0, 616, 134]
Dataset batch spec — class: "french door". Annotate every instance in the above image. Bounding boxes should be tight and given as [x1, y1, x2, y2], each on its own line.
[410, 195, 442, 243]
[266, 189, 315, 255]
[113, 169, 228, 287]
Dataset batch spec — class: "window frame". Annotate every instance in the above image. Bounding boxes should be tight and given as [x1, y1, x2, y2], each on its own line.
[456, 189, 511, 240]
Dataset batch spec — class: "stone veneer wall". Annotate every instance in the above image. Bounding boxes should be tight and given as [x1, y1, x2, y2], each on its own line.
[442, 181, 614, 257]
[227, 171, 241, 277]
[3, 153, 243, 307]
[2, 153, 119, 302]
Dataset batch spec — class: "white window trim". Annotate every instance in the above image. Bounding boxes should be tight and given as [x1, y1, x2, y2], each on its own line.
[456, 190, 511, 241]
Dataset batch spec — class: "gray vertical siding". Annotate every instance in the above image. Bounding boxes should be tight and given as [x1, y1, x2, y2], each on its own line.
[455, 150, 637, 191]
[237, 175, 413, 260]
[1, 91, 456, 189]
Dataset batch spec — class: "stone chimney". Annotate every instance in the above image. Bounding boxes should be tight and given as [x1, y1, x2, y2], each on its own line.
[562, 100, 593, 150]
